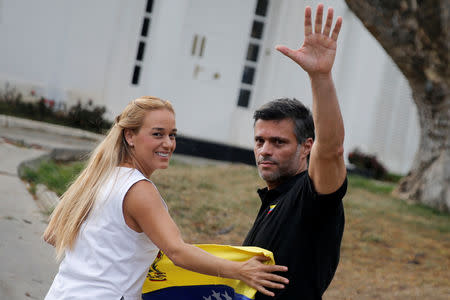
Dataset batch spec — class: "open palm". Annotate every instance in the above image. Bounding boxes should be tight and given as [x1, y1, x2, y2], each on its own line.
[276, 4, 342, 76]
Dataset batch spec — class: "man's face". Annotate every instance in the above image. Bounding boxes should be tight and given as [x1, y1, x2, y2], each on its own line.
[254, 118, 306, 189]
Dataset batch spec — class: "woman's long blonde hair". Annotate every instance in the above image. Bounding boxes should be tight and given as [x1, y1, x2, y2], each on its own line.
[44, 96, 174, 259]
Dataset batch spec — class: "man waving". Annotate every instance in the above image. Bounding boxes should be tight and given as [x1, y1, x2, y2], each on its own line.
[243, 4, 347, 299]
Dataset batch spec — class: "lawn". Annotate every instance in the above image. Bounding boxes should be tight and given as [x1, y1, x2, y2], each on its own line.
[22, 158, 450, 299]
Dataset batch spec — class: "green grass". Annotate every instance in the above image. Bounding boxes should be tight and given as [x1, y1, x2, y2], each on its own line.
[21, 160, 85, 196]
[348, 174, 396, 194]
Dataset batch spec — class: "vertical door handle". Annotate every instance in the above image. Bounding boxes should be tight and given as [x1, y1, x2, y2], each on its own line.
[191, 35, 198, 56]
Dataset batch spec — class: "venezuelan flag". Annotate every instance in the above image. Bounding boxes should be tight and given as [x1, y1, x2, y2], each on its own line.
[142, 244, 275, 300]
[267, 204, 276, 215]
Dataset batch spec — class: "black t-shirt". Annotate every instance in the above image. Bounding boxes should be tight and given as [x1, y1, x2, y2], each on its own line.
[243, 171, 347, 300]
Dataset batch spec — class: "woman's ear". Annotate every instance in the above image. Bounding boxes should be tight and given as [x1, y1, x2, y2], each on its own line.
[124, 129, 135, 147]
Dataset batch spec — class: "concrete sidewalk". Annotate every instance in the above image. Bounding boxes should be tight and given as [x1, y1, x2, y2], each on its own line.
[0, 140, 57, 299]
[0, 116, 102, 299]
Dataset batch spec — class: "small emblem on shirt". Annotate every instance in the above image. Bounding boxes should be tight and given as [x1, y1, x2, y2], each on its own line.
[267, 204, 276, 215]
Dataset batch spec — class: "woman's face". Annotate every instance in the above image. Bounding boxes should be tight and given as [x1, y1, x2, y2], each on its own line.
[125, 109, 177, 177]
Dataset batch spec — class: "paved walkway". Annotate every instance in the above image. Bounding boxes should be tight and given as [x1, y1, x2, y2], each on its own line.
[0, 116, 102, 299]
[0, 138, 58, 299]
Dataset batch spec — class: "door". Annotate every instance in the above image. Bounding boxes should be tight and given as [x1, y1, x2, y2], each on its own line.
[172, 0, 256, 144]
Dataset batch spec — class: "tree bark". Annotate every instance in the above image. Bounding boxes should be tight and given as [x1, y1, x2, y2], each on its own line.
[345, 0, 450, 211]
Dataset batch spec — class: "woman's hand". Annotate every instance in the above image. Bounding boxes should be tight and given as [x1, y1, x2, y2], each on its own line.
[235, 255, 289, 297]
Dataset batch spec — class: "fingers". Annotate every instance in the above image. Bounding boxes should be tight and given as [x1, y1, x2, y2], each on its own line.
[323, 7, 334, 37]
[304, 6, 312, 36]
[263, 262, 289, 273]
[253, 257, 289, 284]
[306, 4, 342, 40]
[252, 272, 289, 297]
[251, 255, 288, 274]
[258, 279, 285, 291]
[275, 45, 296, 61]
[255, 285, 276, 297]
[240, 257, 289, 297]
[253, 255, 271, 262]
[314, 3, 324, 34]
[252, 256, 288, 272]
[261, 272, 289, 285]
[331, 16, 343, 41]
[253, 255, 270, 261]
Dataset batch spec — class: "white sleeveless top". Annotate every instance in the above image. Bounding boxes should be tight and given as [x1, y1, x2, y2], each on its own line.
[45, 167, 166, 300]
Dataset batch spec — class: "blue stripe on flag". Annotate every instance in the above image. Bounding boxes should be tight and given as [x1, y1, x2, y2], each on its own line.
[142, 284, 252, 300]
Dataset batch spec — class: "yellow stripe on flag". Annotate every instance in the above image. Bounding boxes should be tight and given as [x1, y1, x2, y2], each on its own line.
[142, 244, 275, 299]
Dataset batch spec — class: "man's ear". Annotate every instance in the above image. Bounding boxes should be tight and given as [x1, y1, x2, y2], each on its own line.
[301, 138, 314, 158]
[124, 129, 135, 146]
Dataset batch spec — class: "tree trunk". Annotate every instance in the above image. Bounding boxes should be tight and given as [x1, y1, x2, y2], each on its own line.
[344, 0, 450, 211]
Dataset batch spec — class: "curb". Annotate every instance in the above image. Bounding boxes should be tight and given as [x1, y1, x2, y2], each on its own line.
[17, 149, 92, 214]
[1, 115, 102, 214]
[0, 114, 104, 141]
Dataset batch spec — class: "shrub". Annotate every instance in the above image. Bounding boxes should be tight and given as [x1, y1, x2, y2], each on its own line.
[66, 100, 111, 133]
[348, 148, 387, 180]
[0, 85, 112, 134]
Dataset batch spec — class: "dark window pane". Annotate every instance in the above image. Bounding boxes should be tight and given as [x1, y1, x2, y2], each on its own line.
[136, 42, 146, 61]
[251, 21, 264, 39]
[255, 0, 269, 16]
[141, 17, 150, 37]
[242, 66, 255, 84]
[246, 44, 259, 62]
[132, 65, 141, 85]
[146, 0, 154, 13]
[237, 89, 251, 107]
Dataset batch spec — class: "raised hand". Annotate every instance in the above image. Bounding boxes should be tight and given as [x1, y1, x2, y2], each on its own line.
[275, 4, 342, 76]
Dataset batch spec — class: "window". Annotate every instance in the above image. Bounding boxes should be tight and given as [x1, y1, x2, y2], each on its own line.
[237, 89, 251, 107]
[141, 17, 150, 37]
[132, 66, 141, 85]
[242, 66, 255, 84]
[136, 42, 146, 61]
[146, 0, 154, 13]
[255, 0, 269, 17]
[236, 0, 270, 108]
[251, 21, 264, 39]
[246, 44, 260, 62]
[131, 0, 156, 85]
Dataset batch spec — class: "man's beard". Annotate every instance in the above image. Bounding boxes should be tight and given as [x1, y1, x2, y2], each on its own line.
[256, 146, 302, 184]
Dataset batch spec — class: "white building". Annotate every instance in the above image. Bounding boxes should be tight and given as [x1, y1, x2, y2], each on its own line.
[0, 0, 419, 174]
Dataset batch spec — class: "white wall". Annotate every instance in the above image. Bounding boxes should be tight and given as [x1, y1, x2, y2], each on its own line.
[0, 0, 67, 97]
[0, 0, 420, 174]
[0, 0, 135, 106]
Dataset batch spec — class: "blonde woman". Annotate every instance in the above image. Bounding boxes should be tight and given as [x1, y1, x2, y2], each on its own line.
[44, 96, 288, 300]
